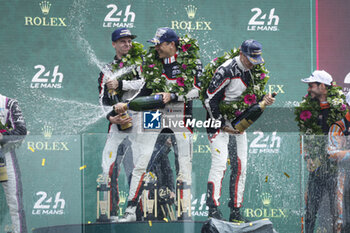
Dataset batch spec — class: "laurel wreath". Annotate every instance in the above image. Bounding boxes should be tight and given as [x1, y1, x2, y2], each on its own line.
[0, 121, 8, 131]
[109, 41, 146, 98]
[295, 85, 345, 169]
[199, 48, 270, 120]
[142, 35, 200, 99]
[294, 85, 346, 135]
[111, 41, 146, 79]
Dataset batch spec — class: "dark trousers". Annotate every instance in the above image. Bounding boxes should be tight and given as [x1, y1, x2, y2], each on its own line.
[305, 169, 337, 233]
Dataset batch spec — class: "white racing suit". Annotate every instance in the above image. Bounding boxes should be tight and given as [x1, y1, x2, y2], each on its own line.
[98, 57, 143, 213]
[204, 57, 252, 209]
[126, 53, 202, 208]
[0, 94, 27, 233]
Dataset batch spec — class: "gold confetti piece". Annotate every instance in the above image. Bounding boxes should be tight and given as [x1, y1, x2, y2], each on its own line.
[149, 172, 155, 179]
[227, 159, 230, 165]
[183, 132, 186, 139]
[148, 220, 152, 227]
[215, 148, 220, 153]
[29, 147, 34, 152]
[284, 172, 290, 178]
[109, 152, 112, 158]
[163, 218, 168, 222]
[249, 223, 253, 226]
[42, 159, 45, 166]
[265, 176, 268, 182]
[80, 165, 86, 170]
[88, 221, 91, 224]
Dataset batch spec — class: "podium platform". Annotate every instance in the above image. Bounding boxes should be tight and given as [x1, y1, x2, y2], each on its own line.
[32, 221, 205, 233]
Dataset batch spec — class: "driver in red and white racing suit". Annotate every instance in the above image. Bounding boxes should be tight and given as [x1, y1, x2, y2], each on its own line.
[204, 40, 274, 222]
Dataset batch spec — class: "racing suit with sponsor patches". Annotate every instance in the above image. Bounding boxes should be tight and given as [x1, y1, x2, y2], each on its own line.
[0, 94, 27, 233]
[125, 52, 202, 207]
[204, 56, 251, 209]
[328, 112, 350, 232]
[98, 56, 143, 212]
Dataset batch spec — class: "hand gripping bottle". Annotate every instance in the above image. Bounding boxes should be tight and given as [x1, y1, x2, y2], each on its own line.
[231, 93, 276, 132]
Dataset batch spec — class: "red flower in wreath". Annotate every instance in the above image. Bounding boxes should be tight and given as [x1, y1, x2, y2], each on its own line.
[244, 94, 257, 105]
[181, 44, 191, 52]
[176, 77, 185, 87]
[300, 110, 312, 121]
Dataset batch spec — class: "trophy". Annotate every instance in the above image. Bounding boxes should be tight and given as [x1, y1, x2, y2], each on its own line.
[176, 181, 191, 220]
[142, 172, 158, 220]
[96, 174, 111, 222]
[158, 186, 176, 221]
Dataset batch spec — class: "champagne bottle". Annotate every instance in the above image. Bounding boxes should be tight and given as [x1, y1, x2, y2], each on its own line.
[119, 112, 132, 130]
[107, 65, 137, 97]
[121, 94, 167, 112]
[231, 93, 276, 132]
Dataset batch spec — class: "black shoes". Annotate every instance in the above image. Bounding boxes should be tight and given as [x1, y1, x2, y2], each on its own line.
[229, 207, 248, 223]
[208, 207, 224, 220]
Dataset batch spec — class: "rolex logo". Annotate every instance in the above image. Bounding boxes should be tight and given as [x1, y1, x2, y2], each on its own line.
[42, 123, 53, 139]
[25, 1, 66, 27]
[118, 191, 128, 215]
[39, 1, 52, 15]
[172, 5, 212, 31]
[185, 5, 197, 19]
[119, 191, 127, 205]
[260, 193, 272, 206]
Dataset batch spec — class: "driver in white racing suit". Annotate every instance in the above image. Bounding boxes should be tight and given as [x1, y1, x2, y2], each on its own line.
[204, 40, 275, 222]
[98, 28, 144, 219]
[114, 27, 202, 222]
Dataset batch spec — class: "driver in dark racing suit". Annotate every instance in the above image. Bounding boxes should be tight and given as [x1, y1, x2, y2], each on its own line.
[0, 94, 27, 233]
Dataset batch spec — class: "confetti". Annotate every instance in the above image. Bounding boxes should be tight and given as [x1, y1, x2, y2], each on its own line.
[88, 221, 91, 224]
[149, 172, 155, 179]
[41, 159, 45, 166]
[215, 148, 220, 153]
[249, 223, 253, 226]
[109, 152, 112, 158]
[227, 159, 230, 165]
[183, 132, 186, 139]
[80, 165, 86, 170]
[148, 220, 152, 227]
[163, 218, 168, 222]
[29, 147, 34, 152]
[284, 172, 290, 178]
[265, 176, 268, 182]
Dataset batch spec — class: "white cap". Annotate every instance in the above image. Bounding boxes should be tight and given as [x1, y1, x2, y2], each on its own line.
[346, 92, 350, 106]
[301, 70, 333, 86]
